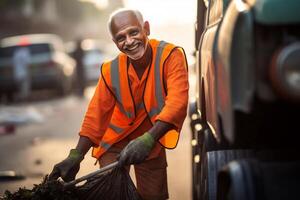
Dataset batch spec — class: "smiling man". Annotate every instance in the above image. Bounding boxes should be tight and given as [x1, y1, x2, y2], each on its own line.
[49, 8, 189, 200]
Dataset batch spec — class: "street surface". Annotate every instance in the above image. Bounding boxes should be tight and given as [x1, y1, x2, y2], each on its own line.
[0, 70, 195, 199]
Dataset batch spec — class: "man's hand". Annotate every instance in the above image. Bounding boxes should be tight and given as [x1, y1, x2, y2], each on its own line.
[48, 149, 84, 182]
[118, 132, 155, 166]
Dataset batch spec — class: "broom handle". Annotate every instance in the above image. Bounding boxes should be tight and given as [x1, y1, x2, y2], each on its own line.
[64, 161, 118, 188]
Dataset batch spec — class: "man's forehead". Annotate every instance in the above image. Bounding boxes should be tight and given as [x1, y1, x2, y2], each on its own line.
[112, 11, 139, 25]
[111, 11, 141, 34]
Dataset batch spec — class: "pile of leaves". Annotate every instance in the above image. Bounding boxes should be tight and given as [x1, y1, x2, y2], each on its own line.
[0, 175, 78, 200]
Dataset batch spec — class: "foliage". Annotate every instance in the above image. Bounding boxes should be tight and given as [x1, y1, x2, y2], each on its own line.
[0, 175, 78, 200]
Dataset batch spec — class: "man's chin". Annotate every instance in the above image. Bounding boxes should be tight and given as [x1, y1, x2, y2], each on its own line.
[126, 45, 148, 60]
[128, 55, 143, 60]
[127, 51, 145, 60]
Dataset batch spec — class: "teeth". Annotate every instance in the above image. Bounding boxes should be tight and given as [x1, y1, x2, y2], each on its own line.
[128, 44, 139, 51]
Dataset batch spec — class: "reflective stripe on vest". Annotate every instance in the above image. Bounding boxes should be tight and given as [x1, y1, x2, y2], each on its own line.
[108, 123, 123, 134]
[110, 57, 133, 119]
[148, 41, 168, 118]
[99, 141, 111, 150]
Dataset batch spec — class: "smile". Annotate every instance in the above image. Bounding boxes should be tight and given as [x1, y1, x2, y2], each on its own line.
[126, 44, 139, 51]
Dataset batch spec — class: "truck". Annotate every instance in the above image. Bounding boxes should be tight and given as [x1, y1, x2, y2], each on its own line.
[189, 0, 300, 199]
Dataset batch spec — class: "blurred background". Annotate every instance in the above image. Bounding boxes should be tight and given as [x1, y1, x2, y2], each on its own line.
[0, 0, 196, 199]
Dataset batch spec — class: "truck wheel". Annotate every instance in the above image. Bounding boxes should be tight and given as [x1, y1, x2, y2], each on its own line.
[200, 149, 254, 200]
[217, 159, 258, 200]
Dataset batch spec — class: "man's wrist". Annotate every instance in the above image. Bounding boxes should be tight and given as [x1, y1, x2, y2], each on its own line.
[68, 149, 84, 161]
[139, 132, 155, 150]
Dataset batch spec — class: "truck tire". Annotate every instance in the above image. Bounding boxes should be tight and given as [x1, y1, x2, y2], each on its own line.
[217, 160, 257, 200]
[200, 149, 254, 200]
[217, 158, 300, 200]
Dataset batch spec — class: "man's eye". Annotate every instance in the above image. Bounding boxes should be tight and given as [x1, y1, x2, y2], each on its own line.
[131, 31, 138, 36]
[116, 37, 125, 42]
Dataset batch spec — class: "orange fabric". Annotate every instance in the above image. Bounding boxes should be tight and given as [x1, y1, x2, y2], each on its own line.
[156, 47, 189, 129]
[143, 41, 189, 148]
[79, 39, 188, 159]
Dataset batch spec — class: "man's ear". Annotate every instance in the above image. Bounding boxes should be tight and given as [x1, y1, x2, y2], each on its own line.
[144, 21, 150, 36]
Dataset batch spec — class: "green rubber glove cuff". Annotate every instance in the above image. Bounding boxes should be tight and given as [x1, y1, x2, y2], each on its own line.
[138, 132, 155, 150]
[68, 149, 84, 162]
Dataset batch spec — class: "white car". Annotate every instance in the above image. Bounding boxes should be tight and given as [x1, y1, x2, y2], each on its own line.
[0, 33, 76, 96]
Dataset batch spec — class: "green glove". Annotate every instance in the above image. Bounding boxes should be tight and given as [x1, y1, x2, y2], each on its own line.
[118, 132, 155, 166]
[48, 149, 84, 182]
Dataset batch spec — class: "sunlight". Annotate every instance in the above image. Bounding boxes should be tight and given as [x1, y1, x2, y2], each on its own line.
[123, 0, 196, 25]
[123, 0, 197, 56]
[79, 0, 108, 9]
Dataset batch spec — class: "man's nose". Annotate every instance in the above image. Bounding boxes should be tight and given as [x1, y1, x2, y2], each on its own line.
[125, 36, 134, 46]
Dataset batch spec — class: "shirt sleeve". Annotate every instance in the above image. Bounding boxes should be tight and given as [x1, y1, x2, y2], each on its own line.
[79, 75, 116, 146]
[155, 48, 189, 130]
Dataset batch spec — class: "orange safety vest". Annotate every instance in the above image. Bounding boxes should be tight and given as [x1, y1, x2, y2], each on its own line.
[92, 39, 183, 158]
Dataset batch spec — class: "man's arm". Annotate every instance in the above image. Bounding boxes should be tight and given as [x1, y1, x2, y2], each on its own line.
[49, 75, 115, 181]
[155, 47, 189, 130]
[148, 120, 176, 140]
[118, 48, 188, 166]
[75, 136, 95, 155]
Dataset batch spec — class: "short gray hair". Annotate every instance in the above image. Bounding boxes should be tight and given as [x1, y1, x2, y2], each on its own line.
[107, 8, 144, 36]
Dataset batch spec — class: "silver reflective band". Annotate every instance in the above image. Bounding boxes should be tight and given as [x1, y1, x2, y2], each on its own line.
[111, 57, 132, 118]
[99, 141, 111, 150]
[155, 41, 167, 111]
[148, 107, 160, 119]
[109, 123, 123, 134]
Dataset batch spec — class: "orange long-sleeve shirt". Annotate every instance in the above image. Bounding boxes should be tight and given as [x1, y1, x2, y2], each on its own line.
[79, 47, 189, 148]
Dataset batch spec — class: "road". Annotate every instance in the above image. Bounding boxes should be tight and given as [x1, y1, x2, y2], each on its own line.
[0, 79, 194, 199]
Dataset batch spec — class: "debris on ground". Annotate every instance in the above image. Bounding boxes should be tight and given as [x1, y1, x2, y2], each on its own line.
[0, 125, 16, 136]
[0, 171, 25, 181]
[0, 106, 44, 126]
[0, 175, 78, 200]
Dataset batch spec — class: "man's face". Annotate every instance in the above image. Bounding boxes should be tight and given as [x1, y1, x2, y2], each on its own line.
[111, 12, 149, 60]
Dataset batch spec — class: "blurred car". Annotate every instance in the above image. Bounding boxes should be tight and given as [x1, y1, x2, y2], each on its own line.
[0, 33, 76, 97]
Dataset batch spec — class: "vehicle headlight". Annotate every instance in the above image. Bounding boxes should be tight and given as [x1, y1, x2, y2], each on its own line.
[269, 42, 300, 101]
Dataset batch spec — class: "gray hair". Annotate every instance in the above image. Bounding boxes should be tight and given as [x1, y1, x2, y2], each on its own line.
[107, 8, 144, 36]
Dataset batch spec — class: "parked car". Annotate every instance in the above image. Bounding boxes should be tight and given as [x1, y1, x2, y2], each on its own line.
[190, 0, 300, 199]
[0, 33, 76, 99]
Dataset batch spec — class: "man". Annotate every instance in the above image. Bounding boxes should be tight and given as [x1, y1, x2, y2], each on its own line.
[12, 47, 31, 101]
[49, 8, 189, 200]
[73, 38, 86, 97]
